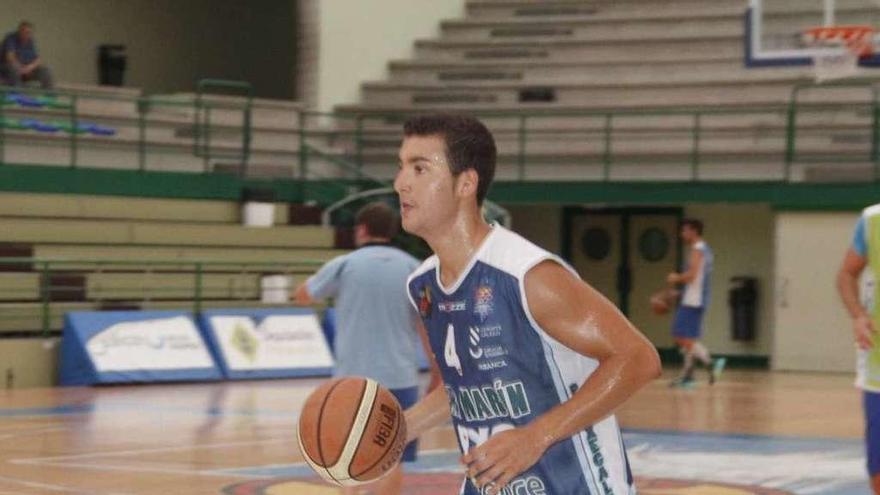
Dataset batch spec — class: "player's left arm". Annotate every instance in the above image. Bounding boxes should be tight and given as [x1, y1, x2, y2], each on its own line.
[668, 248, 703, 285]
[464, 260, 661, 493]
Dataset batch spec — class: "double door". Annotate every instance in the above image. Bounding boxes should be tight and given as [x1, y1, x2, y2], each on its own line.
[563, 208, 682, 347]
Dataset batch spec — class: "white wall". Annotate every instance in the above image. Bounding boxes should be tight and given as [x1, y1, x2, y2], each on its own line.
[0, 0, 296, 98]
[317, 0, 465, 111]
[773, 211, 859, 372]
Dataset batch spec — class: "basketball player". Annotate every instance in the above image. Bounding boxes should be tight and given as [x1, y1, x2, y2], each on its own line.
[293, 202, 430, 495]
[837, 204, 880, 494]
[666, 219, 725, 388]
[396, 114, 661, 495]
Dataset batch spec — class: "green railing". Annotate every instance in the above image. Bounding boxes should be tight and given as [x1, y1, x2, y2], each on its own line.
[0, 257, 326, 337]
[0, 78, 878, 192]
[0, 80, 258, 176]
[194, 79, 253, 174]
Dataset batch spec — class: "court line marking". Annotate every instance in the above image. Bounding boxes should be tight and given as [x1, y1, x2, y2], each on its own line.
[0, 474, 132, 495]
[11, 438, 287, 464]
[0, 427, 67, 441]
[8, 460, 259, 479]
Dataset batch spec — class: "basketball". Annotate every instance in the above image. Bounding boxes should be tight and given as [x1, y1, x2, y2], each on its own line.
[297, 377, 407, 487]
[650, 288, 679, 315]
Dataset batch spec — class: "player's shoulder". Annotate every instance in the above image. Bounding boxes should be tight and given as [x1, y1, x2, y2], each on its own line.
[863, 203, 880, 219]
[406, 254, 438, 287]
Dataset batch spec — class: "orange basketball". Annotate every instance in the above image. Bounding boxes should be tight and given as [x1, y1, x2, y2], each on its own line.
[297, 377, 407, 487]
[650, 288, 679, 315]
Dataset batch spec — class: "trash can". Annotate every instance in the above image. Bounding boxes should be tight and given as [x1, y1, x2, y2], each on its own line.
[729, 276, 758, 341]
[241, 188, 276, 227]
[98, 45, 126, 86]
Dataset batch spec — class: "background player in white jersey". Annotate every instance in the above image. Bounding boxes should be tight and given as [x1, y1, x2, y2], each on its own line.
[667, 219, 724, 388]
[396, 114, 661, 495]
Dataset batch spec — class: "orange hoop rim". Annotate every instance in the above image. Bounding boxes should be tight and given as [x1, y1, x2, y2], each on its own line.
[803, 25, 876, 57]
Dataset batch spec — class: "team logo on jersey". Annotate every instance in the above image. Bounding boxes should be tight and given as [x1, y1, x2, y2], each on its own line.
[473, 285, 494, 321]
[468, 327, 483, 359]
[418, 286, 432, 319]
[438, 300, 467, 313]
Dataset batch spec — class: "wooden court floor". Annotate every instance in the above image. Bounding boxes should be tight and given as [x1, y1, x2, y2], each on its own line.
[0, 370, 865, 494]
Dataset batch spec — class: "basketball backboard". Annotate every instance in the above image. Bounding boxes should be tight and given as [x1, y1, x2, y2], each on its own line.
[745, 0, 880, 67]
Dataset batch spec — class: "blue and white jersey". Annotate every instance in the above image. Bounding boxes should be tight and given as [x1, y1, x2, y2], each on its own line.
[406, 226, 635, 495]
[681, 240, 713, 309]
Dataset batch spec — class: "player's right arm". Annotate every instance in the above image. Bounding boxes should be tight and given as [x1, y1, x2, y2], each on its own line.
[291, 256, 346, 305]
[837, 248, 872, 350]
[404, 320, 449, 443]
[836, 214, 873, 350]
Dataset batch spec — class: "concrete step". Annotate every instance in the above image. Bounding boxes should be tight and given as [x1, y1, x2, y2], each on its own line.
[387, 59, 811, 85]
[359, 77, 880, 109]
[359, 158, 838, 182]
[600, 0, 873, 17]
[441, 6, 876, 41]
[466, 0, 602, 19]
[358, 130, 873, 162]
[440, 13, 743, 42]
[415, 35, 743, 62]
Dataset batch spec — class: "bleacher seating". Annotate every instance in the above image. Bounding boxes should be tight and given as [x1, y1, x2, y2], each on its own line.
[332, 0, 880, 182]
[0, 192, 346, 334]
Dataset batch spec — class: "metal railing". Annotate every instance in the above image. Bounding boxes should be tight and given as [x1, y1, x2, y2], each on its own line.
[0, 78, 877, 189]
[0, 257, 325, 337]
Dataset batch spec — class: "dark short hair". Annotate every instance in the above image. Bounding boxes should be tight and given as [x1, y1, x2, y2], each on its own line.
[403, 114, 496, 205]
[355, 201, 398, 239]
[681, 218, 704, 235]
[18, 21, 33, 30]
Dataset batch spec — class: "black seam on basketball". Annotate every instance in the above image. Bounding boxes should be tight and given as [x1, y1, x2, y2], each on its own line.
[350, 394, 401, 479]
[314, 379, 347, 482]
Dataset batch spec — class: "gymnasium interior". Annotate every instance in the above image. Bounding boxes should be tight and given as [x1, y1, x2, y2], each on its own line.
[1, 0, 879, 493]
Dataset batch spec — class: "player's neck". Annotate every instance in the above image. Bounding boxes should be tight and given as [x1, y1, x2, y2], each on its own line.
[428, 213, 492, 288]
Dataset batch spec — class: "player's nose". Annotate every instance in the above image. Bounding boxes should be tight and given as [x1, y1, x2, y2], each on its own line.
[393, 167, 409, 194]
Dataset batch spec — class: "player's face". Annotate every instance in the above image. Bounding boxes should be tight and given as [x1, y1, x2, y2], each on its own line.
[394, 135, 457, 237]
[680, 225, 696, 243]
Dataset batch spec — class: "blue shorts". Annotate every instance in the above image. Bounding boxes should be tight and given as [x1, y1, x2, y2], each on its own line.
[390, 386, 419, 462]
[672, 306, 705, 340]
[865, 391, 880, 475]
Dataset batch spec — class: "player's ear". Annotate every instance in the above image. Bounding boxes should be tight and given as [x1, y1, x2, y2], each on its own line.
[456, 168, 479, 201]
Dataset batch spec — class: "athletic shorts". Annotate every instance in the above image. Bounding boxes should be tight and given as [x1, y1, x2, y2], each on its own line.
[390, 386, 419, 462]
[672, 305, 705, 340]
[865, 391, 880, 475]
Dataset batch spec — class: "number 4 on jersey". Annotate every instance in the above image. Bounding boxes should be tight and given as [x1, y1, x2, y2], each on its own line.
[444, 323, 463, 376]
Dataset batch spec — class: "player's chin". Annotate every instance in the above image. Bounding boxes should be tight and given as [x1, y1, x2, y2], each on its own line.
[400, 215, 422, 236]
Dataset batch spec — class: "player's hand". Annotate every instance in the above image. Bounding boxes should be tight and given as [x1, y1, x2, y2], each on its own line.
[461, 426, 549, 494]
[854, 314, 875, 350]
[666, 272, 679, 285]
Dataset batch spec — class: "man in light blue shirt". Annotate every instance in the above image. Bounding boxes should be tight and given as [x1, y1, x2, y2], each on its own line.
[293, 201, 425, 495]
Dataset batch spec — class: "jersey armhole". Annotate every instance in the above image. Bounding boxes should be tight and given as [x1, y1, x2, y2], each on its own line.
[404, 280, 419, 312]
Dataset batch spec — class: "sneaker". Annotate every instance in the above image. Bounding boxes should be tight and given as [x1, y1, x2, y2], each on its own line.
[709, 357, 727, 385]
[669, 376, 696, 389]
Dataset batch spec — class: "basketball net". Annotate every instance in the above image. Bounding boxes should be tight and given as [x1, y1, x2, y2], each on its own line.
[802, 25, 874, 82]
